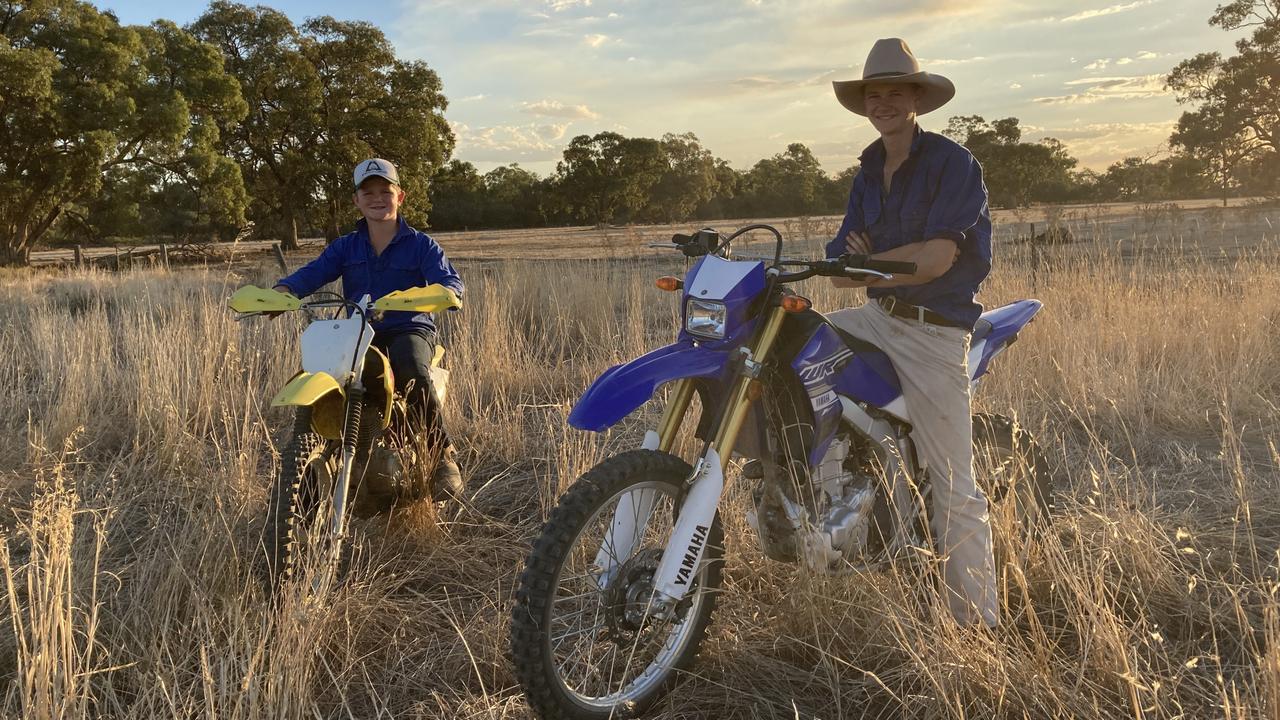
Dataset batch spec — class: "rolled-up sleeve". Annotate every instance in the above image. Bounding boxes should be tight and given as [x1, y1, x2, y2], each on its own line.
[925, 149, 987, 244]
[826, 172, 867, 258]
[278, 238, 346, 297]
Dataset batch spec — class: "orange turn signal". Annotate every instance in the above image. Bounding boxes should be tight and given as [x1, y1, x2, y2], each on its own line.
[781, 295, 812, 313]
[655, 276, 683, 291]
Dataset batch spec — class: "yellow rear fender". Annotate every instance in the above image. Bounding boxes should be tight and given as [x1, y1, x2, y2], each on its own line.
[228, 285, 301, 313]
[373, 285, 462, 313]
[272, 372, 345, 439]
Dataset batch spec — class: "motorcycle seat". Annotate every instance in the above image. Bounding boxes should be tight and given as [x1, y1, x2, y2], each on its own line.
[972, 318, 993, 342]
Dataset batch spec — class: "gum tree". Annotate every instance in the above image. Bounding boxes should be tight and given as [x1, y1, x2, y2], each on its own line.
[0, 1, 245, 265]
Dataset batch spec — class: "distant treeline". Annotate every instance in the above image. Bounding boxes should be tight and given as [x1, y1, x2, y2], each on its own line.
[2, 0, 1275, 266]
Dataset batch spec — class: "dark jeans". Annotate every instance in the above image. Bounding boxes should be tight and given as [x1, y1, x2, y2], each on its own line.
[373, 328, 451, 453]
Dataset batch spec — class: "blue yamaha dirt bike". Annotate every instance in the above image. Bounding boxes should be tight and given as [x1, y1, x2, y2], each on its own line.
[511, 224, 1052, 719]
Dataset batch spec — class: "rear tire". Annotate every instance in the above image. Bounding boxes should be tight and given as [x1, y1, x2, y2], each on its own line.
[511, 450, 724, 719]
[972, 413, 1054, 549]
[972, 412, 1054, 525]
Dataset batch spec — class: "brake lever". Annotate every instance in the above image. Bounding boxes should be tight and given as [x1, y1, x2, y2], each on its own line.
[233, 311, 263, 322]
[845, 268, 893, 281]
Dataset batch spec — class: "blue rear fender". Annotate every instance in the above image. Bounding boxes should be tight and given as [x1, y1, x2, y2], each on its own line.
[568, 340, 731, 432]
[972, 299, 1043, 379]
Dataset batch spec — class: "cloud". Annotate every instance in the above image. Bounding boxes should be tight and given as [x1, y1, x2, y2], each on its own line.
[1036, 121, 1177, 168]
[457, 94, 487, 102]
[521, 99, 601, 119]
[1136, 50, 1160, 60]
[732, 76, 783, 89]
[1009, 82, 1023, 89]
[450, 120, 572, 162]
[919, 55, 988, 66]
[1085, 59, 1110, 70]
[1060, 0, 1158, 23]
[583, 33, 609, 47]
[1034, 74, 1168, 104]
[548, 0, 592, 10]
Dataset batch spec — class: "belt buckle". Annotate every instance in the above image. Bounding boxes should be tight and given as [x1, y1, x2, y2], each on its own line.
[882, 296, 896, 314]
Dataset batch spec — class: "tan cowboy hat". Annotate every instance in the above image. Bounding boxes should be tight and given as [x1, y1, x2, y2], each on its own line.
[832, 38, 955, 116]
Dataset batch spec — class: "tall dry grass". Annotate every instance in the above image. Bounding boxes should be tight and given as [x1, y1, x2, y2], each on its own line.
[0, 207, 1277, 718]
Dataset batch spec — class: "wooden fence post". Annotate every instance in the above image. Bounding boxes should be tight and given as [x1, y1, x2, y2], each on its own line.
[74, 245, 83, 268]
[272, 242, 288, 274]
[159, 243, 169, 270]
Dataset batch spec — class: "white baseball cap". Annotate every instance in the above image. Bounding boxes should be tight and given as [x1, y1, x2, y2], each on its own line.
[353, 158, 400, 188]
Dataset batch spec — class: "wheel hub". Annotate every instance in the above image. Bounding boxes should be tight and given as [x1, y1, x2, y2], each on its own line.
[603, 548, 665, 640]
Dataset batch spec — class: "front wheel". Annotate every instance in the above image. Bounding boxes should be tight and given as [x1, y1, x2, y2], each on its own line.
[511, 450, 724, 719]
[262, 410, 338, 594]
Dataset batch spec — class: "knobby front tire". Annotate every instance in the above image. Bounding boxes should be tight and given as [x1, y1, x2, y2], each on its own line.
[262, 410, 337, 595]
[511, 450, 724, 719]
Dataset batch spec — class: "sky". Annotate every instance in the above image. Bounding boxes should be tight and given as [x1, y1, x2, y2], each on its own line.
[104, 0, 1243, 177]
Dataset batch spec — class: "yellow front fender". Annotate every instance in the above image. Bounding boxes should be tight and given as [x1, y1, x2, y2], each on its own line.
[272, 372, 346, 439]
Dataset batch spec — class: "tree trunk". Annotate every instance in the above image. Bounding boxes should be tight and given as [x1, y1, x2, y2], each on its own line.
[0, 225, 31, 267]
[326, 196, 340, 242]
[281, 210, 299, 251]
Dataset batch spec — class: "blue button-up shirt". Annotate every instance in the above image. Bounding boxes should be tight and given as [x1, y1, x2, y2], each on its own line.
[825, 126, 992, 330]
[277, 217, 464, 336]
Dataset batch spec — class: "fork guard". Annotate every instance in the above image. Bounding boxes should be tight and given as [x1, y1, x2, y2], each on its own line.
[568, 341, 731, 432]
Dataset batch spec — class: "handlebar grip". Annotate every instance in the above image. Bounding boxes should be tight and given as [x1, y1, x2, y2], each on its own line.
[863, 259, 916, 275]
[671, 233, 693, 245]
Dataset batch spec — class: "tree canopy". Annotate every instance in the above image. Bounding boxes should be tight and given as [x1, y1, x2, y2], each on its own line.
[0, 0, 246, 265]
[0, 0, 1262, 265]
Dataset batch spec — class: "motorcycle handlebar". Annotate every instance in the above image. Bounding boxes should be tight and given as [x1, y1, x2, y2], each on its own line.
[863, 259, 917, 275]
[774, 256, 917, 283]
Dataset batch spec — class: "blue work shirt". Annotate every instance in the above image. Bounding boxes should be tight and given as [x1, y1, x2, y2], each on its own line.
[277, 217, 464, 336]
[825, 125, 992, 330]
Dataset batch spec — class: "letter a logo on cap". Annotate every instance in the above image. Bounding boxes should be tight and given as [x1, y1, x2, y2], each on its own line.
[354, 158, 400, 188]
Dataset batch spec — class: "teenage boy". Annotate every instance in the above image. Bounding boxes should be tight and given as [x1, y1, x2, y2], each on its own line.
[826, 39, 998, 627]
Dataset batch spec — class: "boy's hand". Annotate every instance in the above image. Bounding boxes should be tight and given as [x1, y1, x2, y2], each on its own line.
[844, 230, 872, 256]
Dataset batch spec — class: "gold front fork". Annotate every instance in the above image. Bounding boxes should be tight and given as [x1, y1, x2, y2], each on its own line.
[653, 304, 789, 467]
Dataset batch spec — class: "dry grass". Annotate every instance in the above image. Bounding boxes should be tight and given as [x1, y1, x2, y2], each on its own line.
[0, 206, 1278, 718]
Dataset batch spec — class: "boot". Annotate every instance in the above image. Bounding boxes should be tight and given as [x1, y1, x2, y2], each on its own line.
[430, 446, 464, 501]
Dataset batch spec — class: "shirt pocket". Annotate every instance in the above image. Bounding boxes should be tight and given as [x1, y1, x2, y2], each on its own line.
[900, 200, 930, 243]
[384, 259, 422, 290]
[341, 259, 369, 290]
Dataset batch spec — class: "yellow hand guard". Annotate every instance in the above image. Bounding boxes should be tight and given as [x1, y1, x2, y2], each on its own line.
[228, 285, 302, 313]
[373, 285, 463, 313]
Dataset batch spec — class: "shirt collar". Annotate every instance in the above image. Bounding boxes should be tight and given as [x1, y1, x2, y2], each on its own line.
[355, 216, 414, 246]
[858, 124, 926, 178]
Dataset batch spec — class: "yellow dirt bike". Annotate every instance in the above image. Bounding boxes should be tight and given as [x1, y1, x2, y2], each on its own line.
[229, 284, 462, 594]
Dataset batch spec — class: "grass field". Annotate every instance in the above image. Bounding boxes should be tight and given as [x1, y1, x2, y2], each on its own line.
[1, 203, 1278, 718]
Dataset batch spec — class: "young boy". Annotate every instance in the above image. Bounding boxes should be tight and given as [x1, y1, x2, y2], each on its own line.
[273, 158, 465, 501]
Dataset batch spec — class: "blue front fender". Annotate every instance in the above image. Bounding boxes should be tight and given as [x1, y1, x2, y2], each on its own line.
[568, 341, 731, 432]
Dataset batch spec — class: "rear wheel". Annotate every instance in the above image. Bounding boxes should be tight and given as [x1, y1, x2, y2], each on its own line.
[511, 450, 724, 719]
[972, 413, 1054, 547]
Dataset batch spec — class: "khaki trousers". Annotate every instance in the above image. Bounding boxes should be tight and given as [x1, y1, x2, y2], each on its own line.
[826, 301, 998, 626]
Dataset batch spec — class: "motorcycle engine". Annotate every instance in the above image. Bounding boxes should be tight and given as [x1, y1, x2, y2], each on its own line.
[748, 432, 882, 572]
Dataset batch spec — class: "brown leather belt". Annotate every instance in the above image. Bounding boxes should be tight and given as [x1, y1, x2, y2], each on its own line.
[877, 295, 964, 328]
